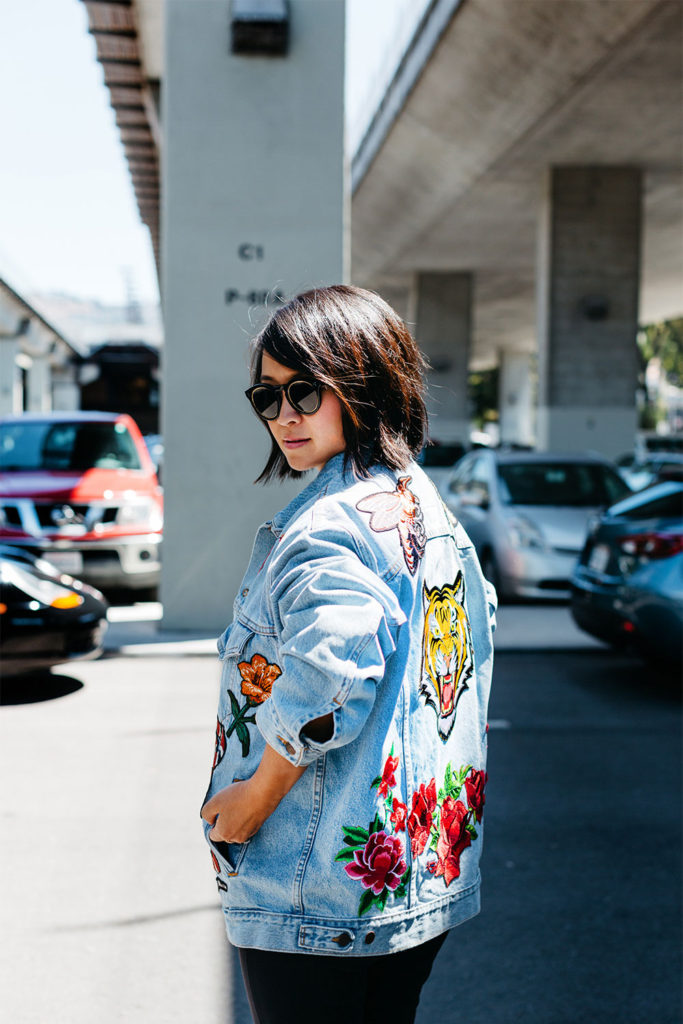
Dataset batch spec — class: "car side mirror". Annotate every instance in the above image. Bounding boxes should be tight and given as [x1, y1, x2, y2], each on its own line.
[461, 489, 489, 510]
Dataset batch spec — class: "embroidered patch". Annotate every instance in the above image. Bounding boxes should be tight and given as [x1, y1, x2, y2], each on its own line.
[223, 654, 281, 758]
[212, 718, 227, 771]
[421, 764, 487, 887]
[210, 850, 228, 892]
[421, 572, 473, 741]
[335, 748, 410, 916]
[356, 476, 426, 575]
[336, 753, 488, 912]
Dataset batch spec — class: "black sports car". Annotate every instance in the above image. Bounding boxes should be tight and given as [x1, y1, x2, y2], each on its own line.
[0, 544, 108, 677]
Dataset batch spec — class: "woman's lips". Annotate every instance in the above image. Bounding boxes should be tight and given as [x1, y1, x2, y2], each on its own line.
[283, 439, 309, 449]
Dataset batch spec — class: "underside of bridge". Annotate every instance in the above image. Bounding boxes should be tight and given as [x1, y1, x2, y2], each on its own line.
[351, 0, 682, 379]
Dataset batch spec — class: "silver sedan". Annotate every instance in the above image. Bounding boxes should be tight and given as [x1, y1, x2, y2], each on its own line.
[441, 450, 631, 599]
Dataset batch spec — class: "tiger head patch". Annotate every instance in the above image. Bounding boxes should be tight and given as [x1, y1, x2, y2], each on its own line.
[420, 572, 473, 741]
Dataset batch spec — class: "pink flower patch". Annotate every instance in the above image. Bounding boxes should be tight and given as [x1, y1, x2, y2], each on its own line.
[345, 831, 407, 896]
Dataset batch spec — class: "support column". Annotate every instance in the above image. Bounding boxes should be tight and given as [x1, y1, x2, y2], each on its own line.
[499, 349, 534, 447]
[413, 272, 472, 444]
[536, 167, 641, 457]
[26, 357, 51, 412]
[0, 341, 19, 414]
[162, 0, 346, 631]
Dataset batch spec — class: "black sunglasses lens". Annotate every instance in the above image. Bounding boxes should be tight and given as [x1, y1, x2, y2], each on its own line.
[288, 380, 321, 414]
[251, 387, 280, 420]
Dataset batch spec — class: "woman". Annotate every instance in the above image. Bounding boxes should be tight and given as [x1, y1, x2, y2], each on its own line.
[201, 285, 496, 1024]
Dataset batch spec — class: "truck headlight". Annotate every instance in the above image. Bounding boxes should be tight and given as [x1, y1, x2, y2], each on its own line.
[116, 498, 162, 531]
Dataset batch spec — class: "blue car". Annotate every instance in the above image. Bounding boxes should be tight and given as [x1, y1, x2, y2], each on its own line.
[571, 482, 683, 664]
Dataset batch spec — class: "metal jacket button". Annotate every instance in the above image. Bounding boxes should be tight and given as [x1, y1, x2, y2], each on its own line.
[332, 932, 352, 948]
[364, 932, 375, 945]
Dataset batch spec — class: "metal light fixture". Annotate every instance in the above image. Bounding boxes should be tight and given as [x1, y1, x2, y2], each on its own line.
[230, 0, 289, 55]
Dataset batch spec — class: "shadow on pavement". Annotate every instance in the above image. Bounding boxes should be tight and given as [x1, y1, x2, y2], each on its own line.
[0, 670, 84, 705]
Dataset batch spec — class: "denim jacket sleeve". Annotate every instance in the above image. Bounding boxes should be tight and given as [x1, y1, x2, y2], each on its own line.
[256, 520, 407, 767]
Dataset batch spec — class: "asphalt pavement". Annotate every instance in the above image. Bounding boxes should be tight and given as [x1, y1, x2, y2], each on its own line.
[0, 602, 680, 1023]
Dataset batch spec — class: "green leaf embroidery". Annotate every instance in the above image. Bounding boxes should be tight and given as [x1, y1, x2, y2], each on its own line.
[395, 865, 412, 897]
[369, 813, 383, 836]
[235, 720, 250, 758]
[466, 824, 478, 839]
[228, 690, 241, 717]
[377, 888, 389, 912]
[370, 776, 382, 789]
[334, 848, 357, 863]
[358, 889, 376, 917]
[342, 825, 369, 845]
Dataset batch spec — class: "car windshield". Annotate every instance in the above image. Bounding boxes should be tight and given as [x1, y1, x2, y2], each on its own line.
[0, 421, 142, 471]
[497, 461, 630, 507]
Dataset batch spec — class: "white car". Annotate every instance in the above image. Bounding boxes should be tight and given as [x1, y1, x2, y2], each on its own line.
[441, 450, 631, 599]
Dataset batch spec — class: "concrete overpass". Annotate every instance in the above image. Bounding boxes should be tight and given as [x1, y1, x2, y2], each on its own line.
[351, 0, 682, 448]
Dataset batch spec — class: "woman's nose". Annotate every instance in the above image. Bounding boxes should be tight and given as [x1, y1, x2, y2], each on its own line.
[277, 396, 301, 424]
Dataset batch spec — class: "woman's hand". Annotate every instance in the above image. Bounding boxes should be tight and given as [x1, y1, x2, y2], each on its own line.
[201, 742, 307, 844]
[202, 777, 273, 844]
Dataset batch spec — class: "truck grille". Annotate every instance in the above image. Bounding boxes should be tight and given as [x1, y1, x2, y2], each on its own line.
[1, 501, 120, 534]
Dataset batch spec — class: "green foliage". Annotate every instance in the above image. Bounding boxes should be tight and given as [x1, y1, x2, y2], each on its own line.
[638, 318, 683, 386]
[468, 368, 499, 430]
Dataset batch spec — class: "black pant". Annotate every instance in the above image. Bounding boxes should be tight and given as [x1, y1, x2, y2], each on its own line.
[238, 930, 448, 1024]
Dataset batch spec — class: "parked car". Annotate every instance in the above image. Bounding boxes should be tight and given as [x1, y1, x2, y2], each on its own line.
[442, 450, 631, 599]
[0, 544, 108, 676]
[417, 440, 468, 492]
[615, 451, 683, 491]
[0, 412, 162, 592]
[570, 482, 683, 664]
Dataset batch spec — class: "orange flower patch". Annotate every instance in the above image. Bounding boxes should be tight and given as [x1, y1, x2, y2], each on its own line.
[238, 654, 281, 705]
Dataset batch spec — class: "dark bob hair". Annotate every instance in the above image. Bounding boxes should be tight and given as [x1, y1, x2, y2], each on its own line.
[249, 285, 429, 483]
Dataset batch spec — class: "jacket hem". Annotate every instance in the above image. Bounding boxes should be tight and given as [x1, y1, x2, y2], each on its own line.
[220, 880, 480, 956]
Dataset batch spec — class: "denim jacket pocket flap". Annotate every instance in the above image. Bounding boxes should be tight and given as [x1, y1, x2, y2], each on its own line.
[217, 620, 255, 661]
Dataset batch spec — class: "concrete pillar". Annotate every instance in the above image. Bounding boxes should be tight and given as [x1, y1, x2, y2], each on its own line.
[536, 167, 641, 457]
[0, 341, 19, 414]
[413, 272, 472, 444]
[162, 0, 346, 631]
[26, 357, 51, 413]
[499, 349, 534, 447]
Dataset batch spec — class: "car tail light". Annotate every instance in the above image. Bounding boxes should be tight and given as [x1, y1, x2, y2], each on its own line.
[618, 533, 683, 560]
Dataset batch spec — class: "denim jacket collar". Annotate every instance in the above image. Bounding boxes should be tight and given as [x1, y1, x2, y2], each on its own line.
[270, 452, 351, 537]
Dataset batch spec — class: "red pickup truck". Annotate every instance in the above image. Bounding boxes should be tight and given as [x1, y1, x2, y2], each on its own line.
[0, 412, 162, 593]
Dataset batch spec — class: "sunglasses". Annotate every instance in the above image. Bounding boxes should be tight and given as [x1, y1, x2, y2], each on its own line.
[245, 378, 323, 420]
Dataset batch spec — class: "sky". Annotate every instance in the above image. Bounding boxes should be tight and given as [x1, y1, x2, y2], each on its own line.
[0, 0, 429, 309]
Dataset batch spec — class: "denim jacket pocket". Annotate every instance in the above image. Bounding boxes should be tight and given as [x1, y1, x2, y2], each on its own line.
[211, 837, 250, 877]
[217, 619, 255, 661]
[204, 812, 251, 878]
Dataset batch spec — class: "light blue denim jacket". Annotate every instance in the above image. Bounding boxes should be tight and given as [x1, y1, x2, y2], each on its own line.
[202, 454, 496, 956]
